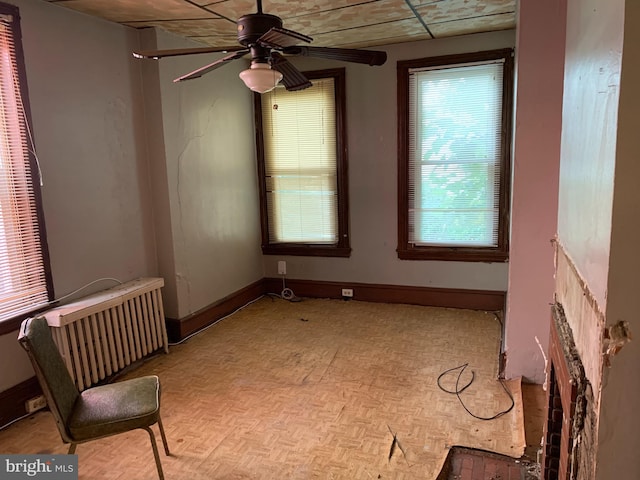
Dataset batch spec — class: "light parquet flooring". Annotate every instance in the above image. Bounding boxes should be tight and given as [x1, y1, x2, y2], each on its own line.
[0, 297, 525, 479]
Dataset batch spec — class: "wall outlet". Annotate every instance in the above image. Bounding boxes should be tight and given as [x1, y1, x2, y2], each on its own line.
[341, 288, 353, 298]
[277, 260, 287, 275]
[25, 395, 47, 413]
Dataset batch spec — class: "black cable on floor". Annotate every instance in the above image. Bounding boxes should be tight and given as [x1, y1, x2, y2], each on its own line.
[437, 363, 515, 421]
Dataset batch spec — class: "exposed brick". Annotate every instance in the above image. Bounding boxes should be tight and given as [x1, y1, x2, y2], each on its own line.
[484, 458, 497, 477]
[496, 460, 510, 479]
[442, 448, 524, 480]
[508, 464, 522, 479]
[543, 305, 591, 480]
[553, 396, 562, 409]
[451, 455, 462, 475]
[471, 457, 484, 479]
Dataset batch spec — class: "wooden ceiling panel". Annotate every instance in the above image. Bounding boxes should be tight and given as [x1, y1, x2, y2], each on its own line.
[408, 0, 448, 7]
[46, 0, 517, 48]
[200, 0, 264, 19]
[283, 2, 415, 39]
[50, 0, 218, 23]
[206, 0, 399, 21]
[124, 19, 236, 41]
[414, 0, 515, 27]
[310, 18, 432, 49]
[429, 12, 515, 38]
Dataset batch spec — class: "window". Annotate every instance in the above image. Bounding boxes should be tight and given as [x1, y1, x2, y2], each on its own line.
[255, 68, 350, 257]
[397, 49, 513, 262]
[0, 3, 52, 333]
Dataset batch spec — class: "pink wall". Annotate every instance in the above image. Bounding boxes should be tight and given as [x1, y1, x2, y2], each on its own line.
[505, 0, 566, 383]
[557, 0, 622, 308]
[555, 0, 623, 393]
[587, 1, 640, 477]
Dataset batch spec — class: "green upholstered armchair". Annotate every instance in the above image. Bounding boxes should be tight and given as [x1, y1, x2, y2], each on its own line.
[18, 317, 170, 480]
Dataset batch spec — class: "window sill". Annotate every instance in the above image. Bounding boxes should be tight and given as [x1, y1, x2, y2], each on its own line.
[397, 246, 508, 262]
[262, 244, 351, 258]
[0, 305, 52, 336]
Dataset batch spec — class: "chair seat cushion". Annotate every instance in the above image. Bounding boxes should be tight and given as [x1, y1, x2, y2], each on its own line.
[69, 375, 160, 441]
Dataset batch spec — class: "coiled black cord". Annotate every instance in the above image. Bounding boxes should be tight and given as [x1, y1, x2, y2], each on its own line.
[437, 363, 515, 421]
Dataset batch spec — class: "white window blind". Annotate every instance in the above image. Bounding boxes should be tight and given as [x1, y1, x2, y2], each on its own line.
[408, 60, 504, 247]
[0, 13, 50, 322]
[261, 78, 338, 244]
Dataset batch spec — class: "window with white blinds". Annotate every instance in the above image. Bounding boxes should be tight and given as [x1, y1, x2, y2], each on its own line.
[398, 50, 512, 261]
[256, 68, 350, 257]
[0, 4, 52, 326]
[409, 61, 503, 247]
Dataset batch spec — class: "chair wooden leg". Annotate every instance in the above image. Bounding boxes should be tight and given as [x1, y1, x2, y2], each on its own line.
[143, 427, 165, 480]
[157, 416, 170, 456]
[68, 444, 77, 454]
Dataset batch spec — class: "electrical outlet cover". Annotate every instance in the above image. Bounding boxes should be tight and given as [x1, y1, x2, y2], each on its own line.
[277, 261, 287, 275]
[25, 395, 47, 413]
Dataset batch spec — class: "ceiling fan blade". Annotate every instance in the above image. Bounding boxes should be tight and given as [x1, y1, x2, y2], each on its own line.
[283, 46, 387, 66]
[174, 50, 249, 83]
[133, 45, 246, 60]
[258, 27, 313, 49]
[271, 53, 312, 91]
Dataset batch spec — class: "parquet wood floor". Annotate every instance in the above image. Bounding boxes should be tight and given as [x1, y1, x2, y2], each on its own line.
[0, 297, 525, 479]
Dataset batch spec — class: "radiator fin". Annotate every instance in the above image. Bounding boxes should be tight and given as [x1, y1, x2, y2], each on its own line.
[43, 278, 168, 391]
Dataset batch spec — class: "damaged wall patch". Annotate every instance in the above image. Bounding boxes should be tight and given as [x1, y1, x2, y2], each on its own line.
[603, 320, 632, 366]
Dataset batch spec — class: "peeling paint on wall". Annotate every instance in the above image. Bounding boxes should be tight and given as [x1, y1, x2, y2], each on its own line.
[554, 241, 606, 401]
[534, 335, 549, 391]
[602, 320, 631, 366]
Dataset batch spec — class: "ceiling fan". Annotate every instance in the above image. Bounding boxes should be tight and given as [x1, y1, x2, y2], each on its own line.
[132, 0, 387, 93]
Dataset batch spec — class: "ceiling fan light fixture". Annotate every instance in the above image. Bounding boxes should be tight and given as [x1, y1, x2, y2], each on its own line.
[239, 62, 283, 93]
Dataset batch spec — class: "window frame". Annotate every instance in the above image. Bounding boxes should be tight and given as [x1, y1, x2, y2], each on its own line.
[254, 67, 350, 257]
[397, 48, 513, 262]
[0, 2, 53, 335]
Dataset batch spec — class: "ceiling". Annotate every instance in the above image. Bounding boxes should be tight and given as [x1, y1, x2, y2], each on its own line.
[45, 0, 516, 49]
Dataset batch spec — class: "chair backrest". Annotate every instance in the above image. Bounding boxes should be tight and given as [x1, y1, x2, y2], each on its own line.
[18, 317, 79, 443]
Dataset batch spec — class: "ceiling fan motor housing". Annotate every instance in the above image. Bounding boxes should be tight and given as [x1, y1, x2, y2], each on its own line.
[133, 3, 387, 90]
[237, 13, 283, 46]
